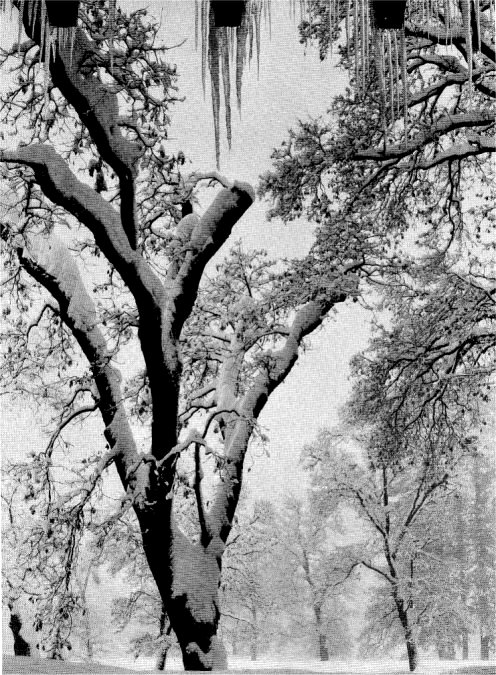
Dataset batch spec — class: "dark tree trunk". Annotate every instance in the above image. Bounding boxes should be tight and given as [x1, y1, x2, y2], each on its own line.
[314, 605, 329, 661]
[395, 602, 418, 672]
[406, 638, 418, 672]
[140, 509, 227, 671]
[8, 611, 31, 657]
[318, 633, 329, 661]
[156, 606, 172, 671]
[481, 635, 490, 660]
[156, 645, 169, 671]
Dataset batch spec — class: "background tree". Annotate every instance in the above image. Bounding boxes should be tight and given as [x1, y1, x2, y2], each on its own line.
[274, 496, 352, 662]
[219, 498, 280, 661]
[303, 410, 481, 673]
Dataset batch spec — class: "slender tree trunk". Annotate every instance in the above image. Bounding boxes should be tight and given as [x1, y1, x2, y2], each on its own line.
[405, 636, 418, 672]
[318, 633, 329, 661]
[481, 634, 490, 660]
[462, 631, 469, 659]
[250, 606, 258, 661]
[156, 645, 169, 671]
[80, 603, 93, 661]
[47, 623, 64, 661]
[395, 603, 418, 672]
[85, 633, 93, 662]
[314, 606, 329, 661]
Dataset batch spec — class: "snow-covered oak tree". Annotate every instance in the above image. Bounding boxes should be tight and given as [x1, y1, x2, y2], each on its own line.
[303, 420, 480, 672]
[0, 2, 356, 669]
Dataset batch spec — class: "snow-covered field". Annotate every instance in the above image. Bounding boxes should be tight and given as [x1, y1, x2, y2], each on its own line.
[3, 655, 496, 674]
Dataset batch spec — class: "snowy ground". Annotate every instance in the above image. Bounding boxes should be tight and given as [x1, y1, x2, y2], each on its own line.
[3, 655, 496, 674]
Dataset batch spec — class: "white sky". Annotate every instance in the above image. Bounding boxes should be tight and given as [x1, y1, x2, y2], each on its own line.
[0, 1, 372, 500]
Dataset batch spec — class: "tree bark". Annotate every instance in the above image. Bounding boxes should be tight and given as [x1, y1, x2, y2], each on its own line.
[141, 513, 227, 671]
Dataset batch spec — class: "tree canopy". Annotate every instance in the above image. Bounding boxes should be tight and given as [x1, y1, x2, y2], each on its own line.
[1, 0, 494, 670]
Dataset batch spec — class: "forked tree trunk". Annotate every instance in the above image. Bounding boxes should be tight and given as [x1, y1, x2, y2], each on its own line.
[140, 509, 227, 671]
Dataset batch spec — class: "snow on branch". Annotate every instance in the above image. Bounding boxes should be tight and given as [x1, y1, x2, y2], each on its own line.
[18, 231, 141, 488]
[0, 144, 131, 261]
[353, 112, 495, 163]
[163, 181, 255, 341]
[0, 144, 165, 309]
[45, 403, 100, 458]
[15, 0, 141, 249]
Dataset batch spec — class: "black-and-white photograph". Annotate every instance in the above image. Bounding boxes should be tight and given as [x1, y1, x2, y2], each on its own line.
[0, 1, 495, 673]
